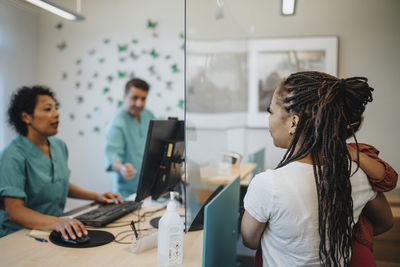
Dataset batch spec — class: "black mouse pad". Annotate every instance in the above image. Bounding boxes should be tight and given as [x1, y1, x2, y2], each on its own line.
[49, 230, 114, 248]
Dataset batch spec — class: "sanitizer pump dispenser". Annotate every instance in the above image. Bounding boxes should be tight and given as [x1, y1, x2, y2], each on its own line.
[157, 192, 184, 266]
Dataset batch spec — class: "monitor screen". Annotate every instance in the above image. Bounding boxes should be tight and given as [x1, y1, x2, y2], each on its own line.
[135, 119, 184, 202]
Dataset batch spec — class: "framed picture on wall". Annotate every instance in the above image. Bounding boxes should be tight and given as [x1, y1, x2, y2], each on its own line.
[186, 40, 248, 129]
[247, 37, 338, 128]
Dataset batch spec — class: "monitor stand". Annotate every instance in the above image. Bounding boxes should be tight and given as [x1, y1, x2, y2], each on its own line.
[149, 216, 162, 228]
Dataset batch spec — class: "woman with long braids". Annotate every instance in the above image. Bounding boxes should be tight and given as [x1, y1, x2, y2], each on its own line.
[241, 71, 394, 266]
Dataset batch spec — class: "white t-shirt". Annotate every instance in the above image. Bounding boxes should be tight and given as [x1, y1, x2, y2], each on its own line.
[244, 161, 376, 267]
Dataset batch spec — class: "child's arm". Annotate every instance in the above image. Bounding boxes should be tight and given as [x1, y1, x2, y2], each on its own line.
[347, 143, 398, 191]
[363, 192, 394, 235]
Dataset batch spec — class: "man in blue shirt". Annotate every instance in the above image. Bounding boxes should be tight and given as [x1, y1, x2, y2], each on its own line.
[105, 78, 155, 198]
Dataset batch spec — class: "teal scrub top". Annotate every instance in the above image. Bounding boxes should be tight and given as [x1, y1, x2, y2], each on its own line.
[105, 108, 155, 198]
[0, 135, 70, 237]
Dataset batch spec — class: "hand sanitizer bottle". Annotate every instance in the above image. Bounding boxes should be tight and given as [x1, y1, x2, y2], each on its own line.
[157, 192, 184, 266]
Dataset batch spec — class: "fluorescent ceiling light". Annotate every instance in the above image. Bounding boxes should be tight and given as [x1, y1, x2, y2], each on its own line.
[23, 0, 85, 21]
[281, 0, 296, 16]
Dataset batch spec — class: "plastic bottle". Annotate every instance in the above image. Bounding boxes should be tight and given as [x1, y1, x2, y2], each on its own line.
[157, 192, 184, 266]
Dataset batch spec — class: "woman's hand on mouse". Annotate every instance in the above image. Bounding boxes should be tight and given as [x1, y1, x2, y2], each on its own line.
[53, 218, 87, 240]
[96, 192, 124, 204]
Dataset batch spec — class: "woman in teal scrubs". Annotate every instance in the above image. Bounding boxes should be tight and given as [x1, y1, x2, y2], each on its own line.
[0, 86, 122, 240]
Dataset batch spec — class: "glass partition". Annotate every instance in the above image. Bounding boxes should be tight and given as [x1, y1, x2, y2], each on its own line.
[184, 0, 340, 232]
[184, 0, 271, 232]
[185, 3, 400, 264]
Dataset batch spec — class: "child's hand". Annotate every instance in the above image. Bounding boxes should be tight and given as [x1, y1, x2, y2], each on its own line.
[346, 144, 358, 162]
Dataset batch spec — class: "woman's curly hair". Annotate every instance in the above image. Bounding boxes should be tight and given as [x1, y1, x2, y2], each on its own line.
[8, 86, 57, 136]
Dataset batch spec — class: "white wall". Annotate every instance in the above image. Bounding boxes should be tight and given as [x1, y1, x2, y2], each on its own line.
[187, 0, 400, 187]
[0, 0, 38, 148]
[35, 0, 184, 208]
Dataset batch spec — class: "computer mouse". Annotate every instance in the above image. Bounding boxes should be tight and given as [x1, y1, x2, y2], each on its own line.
[54, 230, 91, 245]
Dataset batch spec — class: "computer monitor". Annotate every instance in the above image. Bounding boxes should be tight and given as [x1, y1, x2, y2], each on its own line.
[135, 119, 184, 203]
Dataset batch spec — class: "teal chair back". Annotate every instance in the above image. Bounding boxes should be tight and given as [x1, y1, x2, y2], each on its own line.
[248, 147, 265, 176]
[202, 176, 240, 267]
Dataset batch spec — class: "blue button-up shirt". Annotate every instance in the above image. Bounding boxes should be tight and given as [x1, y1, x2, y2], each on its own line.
[105, 109, 154, 198]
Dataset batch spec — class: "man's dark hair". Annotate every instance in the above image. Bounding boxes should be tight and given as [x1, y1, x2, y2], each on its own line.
[8, 86, 57, 136]
[125, 78, 150, 94]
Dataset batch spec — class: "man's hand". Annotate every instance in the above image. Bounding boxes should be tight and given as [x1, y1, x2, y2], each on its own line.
[120, 163, 136, 179]
[96, 192, 124, 204]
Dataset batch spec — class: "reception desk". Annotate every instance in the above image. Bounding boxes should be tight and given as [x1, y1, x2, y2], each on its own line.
[0, 206, 203, 267]
[200, 163, 257, 186]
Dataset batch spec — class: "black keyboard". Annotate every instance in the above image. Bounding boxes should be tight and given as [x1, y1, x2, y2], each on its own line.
[74, 201, 142, 227]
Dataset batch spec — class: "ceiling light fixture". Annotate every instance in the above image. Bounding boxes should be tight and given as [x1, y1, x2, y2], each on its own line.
[281, 0, 296, 16]
[23, 0, 85, 21]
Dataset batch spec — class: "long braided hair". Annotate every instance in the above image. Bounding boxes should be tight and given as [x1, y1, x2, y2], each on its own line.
[275, 71, 373, 266]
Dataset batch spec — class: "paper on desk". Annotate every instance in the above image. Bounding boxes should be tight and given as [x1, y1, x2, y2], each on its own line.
[125, 193, 137, 201]
[142, 196, 168, 208]
[30, 229, 51, 238]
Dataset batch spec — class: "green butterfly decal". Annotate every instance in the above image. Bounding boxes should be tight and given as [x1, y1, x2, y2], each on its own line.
[76, 59, 81, 65]
[132, 39, 139, 44]
[118, 71, 126, 78]
[104, 38, 110, 44]
[103, 87, 110, 94]
[93, 72, 99, 78]
[147, 19, 158, 29]
[117, 100, 123, 107]
[150, 49, 159, 58]
[99, 58, 105, 63]
[69, 113, 75, 120]
[93, 126, 101, 133]
[118, 44, 127, 52]
[75, 82, 80, 88]
[178, 99, 184, 109]
[56, 22, 63, 30]
[171, 64, 179, 73]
